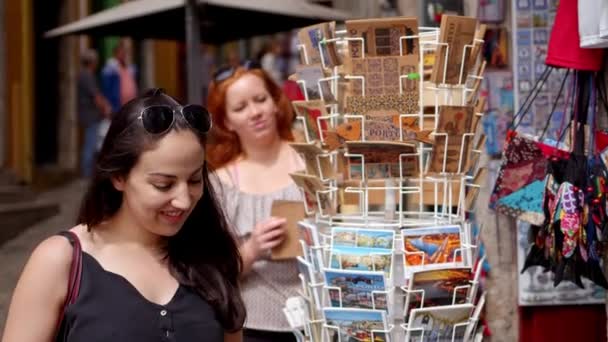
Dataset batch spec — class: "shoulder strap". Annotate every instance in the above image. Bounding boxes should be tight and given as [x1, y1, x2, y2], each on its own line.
[56, 231, 83, 323]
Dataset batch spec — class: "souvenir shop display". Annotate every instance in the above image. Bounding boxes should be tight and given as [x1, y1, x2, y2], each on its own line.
[490, 0, 608, 309]
[280, 15, 490, 341]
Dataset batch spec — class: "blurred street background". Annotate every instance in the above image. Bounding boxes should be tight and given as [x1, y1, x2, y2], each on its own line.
[0, 1, 566, 341]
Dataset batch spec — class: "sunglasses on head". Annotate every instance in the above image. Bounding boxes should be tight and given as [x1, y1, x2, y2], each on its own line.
[212, 60, 261, 83]
[138, 104, 212, 135]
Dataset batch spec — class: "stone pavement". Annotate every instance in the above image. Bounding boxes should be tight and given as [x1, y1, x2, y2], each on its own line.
[0, 174, 518, 340]
[0, 179, 86, 334]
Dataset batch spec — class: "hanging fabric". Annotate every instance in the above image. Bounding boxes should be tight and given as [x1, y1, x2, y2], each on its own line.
[546, 0, 605, 71]
[489, 68, 559, 225]
[578, 0, 608, 48]
[522, 71, 608, 289]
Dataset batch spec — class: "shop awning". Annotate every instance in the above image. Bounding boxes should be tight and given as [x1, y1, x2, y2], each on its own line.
[45, 0, 350, 44]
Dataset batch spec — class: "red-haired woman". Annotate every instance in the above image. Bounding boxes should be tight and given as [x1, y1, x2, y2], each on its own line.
[206, 61, 305, 342]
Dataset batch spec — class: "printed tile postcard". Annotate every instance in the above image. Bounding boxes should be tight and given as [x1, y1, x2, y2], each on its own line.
[401, 225, 463, 276]
[296, 64, 336, 103]
[404, 267, 472, 317]
[405, 304, 474, 342]
[345, 16, 419, 58]
[323, 308, 389, 342]
[332, 227, 395, 250]
[345, 93, 420, 118]
[348, 56, 420, 96]
[330, 246, 393, 279]
[324, 269, 388, 310]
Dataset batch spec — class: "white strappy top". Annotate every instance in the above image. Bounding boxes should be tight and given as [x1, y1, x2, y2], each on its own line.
[210, 154, 305, 332]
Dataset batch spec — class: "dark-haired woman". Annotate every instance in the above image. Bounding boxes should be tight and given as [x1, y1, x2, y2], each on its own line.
[2, 89, 245, 342]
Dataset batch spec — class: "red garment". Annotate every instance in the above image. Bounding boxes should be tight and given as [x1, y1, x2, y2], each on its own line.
[546, 0, 605, 71]
[282, 80, 305, 101]
[519, 305, 606, 342]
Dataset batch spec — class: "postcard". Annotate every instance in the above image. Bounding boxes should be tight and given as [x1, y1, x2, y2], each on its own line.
[323, 308, 389, 342]
[324, 269, 388, 310]
[463, 294, 486, 341]
[330, 246, 393, 278]
[428, 106, 475, 173]
[296, 64, 336, 103]
[467, 24, 487, 71]
[348, 55, 419, 96]
[346, 141, 419, 179]
[345, 16, 419, 58]
[431, 15, 478, 85]
[270, 200, 305, 260]
[292, 100, 329, 142]
[405, 304, 474, 342]
[297, 21, 341, 67]
[332, 227, 395, 250]
[297, 256, 323, 310]
[290, 142, 334, 179]
[465, 167, 488, 212]
[324, 114, 423, 149]
[405, 267, 472, 317]
[290, 172, 334, 215]
[465, 135, 486, 174]
[297, 220, 325, 271]
[346, 93, 419, 117]
[482, 28, 509, 69]
[402, 225, 463, 276]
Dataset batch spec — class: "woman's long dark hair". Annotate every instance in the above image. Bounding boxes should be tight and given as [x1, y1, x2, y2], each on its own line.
[77, 89, 246, 332]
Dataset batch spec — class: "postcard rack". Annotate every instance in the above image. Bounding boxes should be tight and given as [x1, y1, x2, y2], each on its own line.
[286, 21, 488, 342]
[292, 30, 486, 226]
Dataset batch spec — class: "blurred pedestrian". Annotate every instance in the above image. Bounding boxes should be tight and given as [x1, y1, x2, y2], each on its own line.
[257, 40, 283, 86]
[201, 44, 217, 106]
[207, 62, 304, 342]
[1, 89, 245, 342]
[101, 39, 138, 114]
[76, 49, 111, 178]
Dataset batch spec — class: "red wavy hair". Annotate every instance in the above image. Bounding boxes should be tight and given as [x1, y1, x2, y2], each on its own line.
[206, 68, 294, 169]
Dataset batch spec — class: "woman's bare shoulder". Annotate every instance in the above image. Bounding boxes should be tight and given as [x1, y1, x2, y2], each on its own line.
[211, 162, 237, 187]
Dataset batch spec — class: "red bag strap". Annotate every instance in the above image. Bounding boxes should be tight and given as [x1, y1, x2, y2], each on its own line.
[56, 231, 83, 325]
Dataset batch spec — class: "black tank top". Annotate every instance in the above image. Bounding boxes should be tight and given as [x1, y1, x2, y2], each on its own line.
[58, 250, 223, 341]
